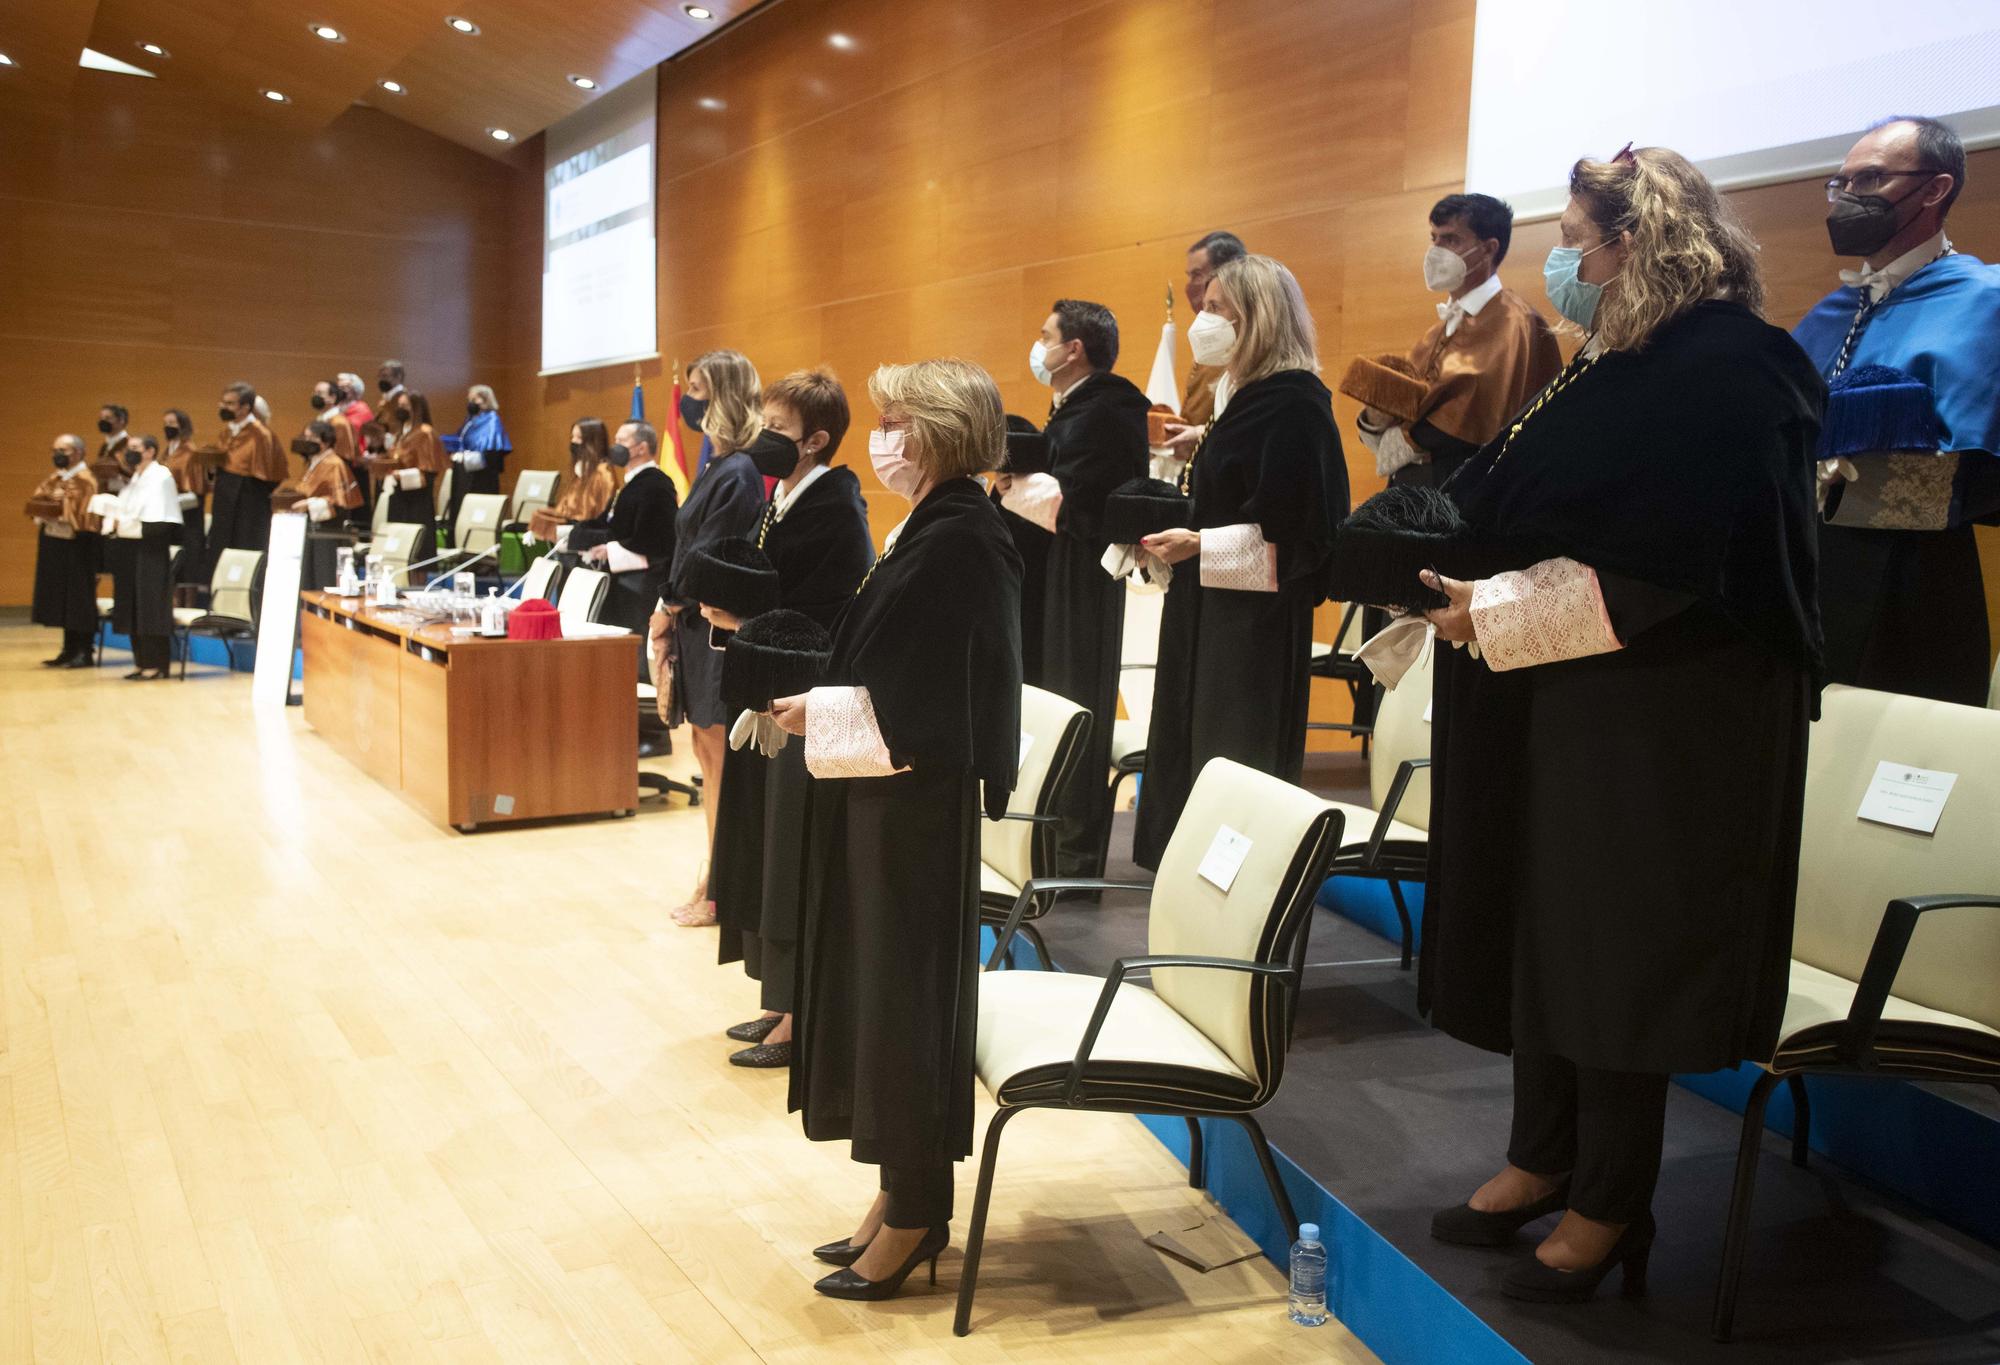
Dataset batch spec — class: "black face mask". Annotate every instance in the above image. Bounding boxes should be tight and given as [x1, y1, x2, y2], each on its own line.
[395, 406, 412, 423]
[606, 443, 632, 469]
[746, 429, 801, 478]
[310, 393, 328, 410]
[569, 441, 585, 459]
[163, 425, 180, 440]
[52, 452, 71, 469]
[124, 450, 144, 470]
[97, 418, 116, 435]
[679, 394, 709, 430]
[1825, 181, 1933, 259]
[219, 405, 236, 423]
[378, 378, 395, 394]
[290, 438, 320, 458]
[466, 401, 482, 418]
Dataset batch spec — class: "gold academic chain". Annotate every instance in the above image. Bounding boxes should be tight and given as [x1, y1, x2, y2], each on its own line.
[1176, 424, 1212, 497]
[1496, 349, 1602, 464]
[853, 532, 896, 595]
[756, 497, 777, 549]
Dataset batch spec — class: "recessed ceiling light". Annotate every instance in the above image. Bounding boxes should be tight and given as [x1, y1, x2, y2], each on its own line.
[260, 88, 290, 103]
[0, 53, 14, 68]
[308, 23, 345, 43]
[696, 96, 725, 111]
[487, 127, 513, 142]
[446, 16, 480, 34]
[828, 32, 856, 50]
[684, 5, 715, 20]
[138, 42, 170, 58]
[567, 73, 597, 90]
[377, 78, 405, 94]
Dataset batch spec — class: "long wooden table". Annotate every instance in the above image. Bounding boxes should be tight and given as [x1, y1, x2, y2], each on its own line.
[300, 590, 639, 832]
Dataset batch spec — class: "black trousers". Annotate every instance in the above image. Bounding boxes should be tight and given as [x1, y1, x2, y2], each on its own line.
[132, 635, 171, 670]
[1507, 1053, 1668, 1223]
[880, 1164, 953, 1228]
[62, 628, 95, 659]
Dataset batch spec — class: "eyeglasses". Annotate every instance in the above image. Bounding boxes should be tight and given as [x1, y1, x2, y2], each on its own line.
[877, 416, 912, 433]
[1825, 167, 1940, 201]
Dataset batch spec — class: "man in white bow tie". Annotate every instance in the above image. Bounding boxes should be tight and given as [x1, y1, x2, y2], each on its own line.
[1357, 193, 1562, 487]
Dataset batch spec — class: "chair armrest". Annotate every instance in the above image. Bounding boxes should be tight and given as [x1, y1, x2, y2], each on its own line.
[1119, 662, 1156, 672]
[983, 877, 1154, 971]
[992, 812, 1062, 825]
[1363, 758, 1431, 867]
[1062, 954, 1300, 1105]
[1839, 893, 2000, 1069]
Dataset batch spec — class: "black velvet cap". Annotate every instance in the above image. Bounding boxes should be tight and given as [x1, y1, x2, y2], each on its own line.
[1002, 413, 1048, 474]
[1329, 484, 1510, 614]
[1100, 476, 1191, 545]
[721, 609, 833, 712]
[681, 535, 781, 619]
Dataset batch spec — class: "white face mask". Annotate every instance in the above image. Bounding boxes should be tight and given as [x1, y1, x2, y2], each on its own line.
[868, 428, 922, 500]
[1423, 243, 1476, 293]
[1029, 340, 1054, 386]
[1188, 310, 1237, 367]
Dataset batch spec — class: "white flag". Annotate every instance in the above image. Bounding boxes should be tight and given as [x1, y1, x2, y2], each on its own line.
[1145, 321, 1181, 415]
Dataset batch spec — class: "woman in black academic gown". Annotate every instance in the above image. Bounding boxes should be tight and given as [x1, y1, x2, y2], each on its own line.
[1132, 253, 1349, 869]
[770, 357, 1022, 1303]
[662, 349, 768, 926]
[1415, 148, 1823, 1301]
[708, 369, 875, 1068]
[105, 434, 182, 679]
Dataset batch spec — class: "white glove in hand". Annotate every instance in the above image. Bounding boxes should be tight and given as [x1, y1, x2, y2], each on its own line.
[729, 709, 759, 752]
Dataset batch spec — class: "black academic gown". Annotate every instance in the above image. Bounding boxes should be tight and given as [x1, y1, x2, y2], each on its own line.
[1033, 372, 1150, 875]
[996, 488, 1053, 686]
[712, 466, 875, 1011]
[32, 524, 100, 635]
[790, 478, 1022, 1170]
[1423, 301, 1825, 1074]
[1133, 370, 1349, 869]
[110, 526, 179, 640]
[577, 464, 679, 636]
[667, 450, 766, 727]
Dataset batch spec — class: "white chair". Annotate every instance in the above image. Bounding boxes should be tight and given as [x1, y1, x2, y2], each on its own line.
[370, 488, 392, 538]
[556, 566, 608, 632]
[1106, 585, 1163, 820]
[977, 685, 1099, 970]
[517, 553, 562, 604]
[371, 522, 427, 589]
[454, 493, 507, 555]
[511, 468, 558, 524]
[172, 548, 263, 679]
[960, 757, 1345, 1336]
[432, 465, 454, 520]
[1323, 629, 1435, 968]
[1712, 686, 2000, 1341]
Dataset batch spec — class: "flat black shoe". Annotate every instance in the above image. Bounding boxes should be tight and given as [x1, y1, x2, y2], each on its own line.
[62, 654, 94, 669]
[43, 654, 72, 667]
[1502, 1213, 1655, 1303]
[725, 1014, 782, 1044]
[813, 1236, 869, 1267]
[124, 670, 146, 680]
[729, 1041, 791, 1068]
[813, 1226, 949, 1301]
[1431, 1182, 1570, 1247]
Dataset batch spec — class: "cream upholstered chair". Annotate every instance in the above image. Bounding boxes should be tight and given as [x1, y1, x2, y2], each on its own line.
[1712, 686, 2000, 1341]
[1323, 627, 1435, 968]
[510, 468, 558, 524]
[556, 566, 609, 632]
[977, 685, 1096, 970]
[371, 522, 427, 589]
[432, 465, 454, 520]
[516, 552, 562, 605]
[172, 548, 263, 679]
[958, 758, 1345, 1336]
[370, 488, 393, 538]
[1106, 588, 1161, 823]
[454, 493, 507, 555]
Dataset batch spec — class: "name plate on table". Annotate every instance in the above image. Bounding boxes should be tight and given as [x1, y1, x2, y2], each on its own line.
[1198, 824, 1253, 893]
[1856, 760, 1958, 835]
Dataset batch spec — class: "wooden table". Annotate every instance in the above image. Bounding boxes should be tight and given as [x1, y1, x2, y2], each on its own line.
[300, 590, 638, 831]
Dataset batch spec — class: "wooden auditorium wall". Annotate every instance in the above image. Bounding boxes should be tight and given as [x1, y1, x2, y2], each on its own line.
[507, 0, 2000, 737]
[0, 77, 526, 605]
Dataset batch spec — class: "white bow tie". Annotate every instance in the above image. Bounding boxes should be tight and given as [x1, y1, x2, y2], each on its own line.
[1437, 300, 1462, 322]
[1837, 266, 1878, 292]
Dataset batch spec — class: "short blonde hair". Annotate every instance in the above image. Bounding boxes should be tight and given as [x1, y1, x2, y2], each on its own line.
[1569, 147, 1766, 352]
[468, 383, 498, 411]
[691, 349, 763, 455]
[1215, 254, 1319, 385]
[867, 358, 1005, 482]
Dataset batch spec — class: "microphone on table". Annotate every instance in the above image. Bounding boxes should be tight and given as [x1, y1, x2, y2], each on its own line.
[367, 542, 501, 603]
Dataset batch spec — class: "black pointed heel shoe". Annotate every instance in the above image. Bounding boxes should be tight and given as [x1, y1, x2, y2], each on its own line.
[812, 1225, 948, 1301]
[813, 1235, 870, 1267]
[725, 1014, 781, 1044]
[1502, 1213, 1655, 1302]
[728, 1040, 791, 1068]
[1431, 1182, 1570, 1247]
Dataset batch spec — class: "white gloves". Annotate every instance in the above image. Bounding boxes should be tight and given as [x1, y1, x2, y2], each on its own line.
[1354, 615, 1433, 689]
[453, 451, 487, 472]
[394, 468, 424, 491]
[728, 708, 790, 757]
[305, 496, 332, 523]
[1100, 542, 1172, 592]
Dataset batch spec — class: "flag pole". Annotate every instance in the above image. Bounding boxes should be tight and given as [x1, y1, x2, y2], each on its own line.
[1166, 282, 1174, 322]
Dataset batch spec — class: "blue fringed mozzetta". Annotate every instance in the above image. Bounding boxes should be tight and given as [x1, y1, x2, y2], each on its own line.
[1818, 364, 1942, 458]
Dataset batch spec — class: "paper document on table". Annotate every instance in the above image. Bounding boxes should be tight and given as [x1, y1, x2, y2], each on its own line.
[1856, 760, 1957, 835]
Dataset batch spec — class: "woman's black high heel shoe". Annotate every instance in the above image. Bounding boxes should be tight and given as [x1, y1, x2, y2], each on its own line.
[725, 1014, 781, 1044]
[1431, 1182, 1570, 1246]
[812, 1235, 869, 1267]
[1502, 1212, 1655, 1302]
[812, 1225, 949, 1301]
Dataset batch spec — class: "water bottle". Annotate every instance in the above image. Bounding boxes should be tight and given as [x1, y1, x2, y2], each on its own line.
[1288, 1222, 1328, 1327]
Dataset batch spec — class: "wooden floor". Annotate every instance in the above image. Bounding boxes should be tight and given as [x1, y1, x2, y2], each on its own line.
[0, 625, 1375, 1364]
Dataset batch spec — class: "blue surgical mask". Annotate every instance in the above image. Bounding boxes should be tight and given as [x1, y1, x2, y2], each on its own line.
[1543, 241, 1614, 328]
[1029, 340, 1054, 387]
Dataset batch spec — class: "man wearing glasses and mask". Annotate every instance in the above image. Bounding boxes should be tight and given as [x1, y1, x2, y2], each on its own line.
[1794, 115, 2000, 706]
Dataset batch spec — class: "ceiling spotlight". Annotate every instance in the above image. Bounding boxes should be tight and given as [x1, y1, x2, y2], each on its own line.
[377, 78, 405, 94]
[567, 74, 597, 90]
[696, 96, 725, 111]
[260, 88, 290, 103]
[828, 32, 856, 50]
[487, 127, 513, 142]
[309, 23, 345, 42]
[684, 6, 715, 20]
[0, 53, 14, 68]
[138, 42, 170, 58]
[446, 16, 481, 35]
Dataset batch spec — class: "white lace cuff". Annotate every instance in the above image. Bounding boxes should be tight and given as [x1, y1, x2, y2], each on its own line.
[1001, 472, 1064, 533]
[604, 540, 648, 574]
[1470, 558, 1621, 672]
[804, 686, 907, 779]
[1199, 523, 1279, 592]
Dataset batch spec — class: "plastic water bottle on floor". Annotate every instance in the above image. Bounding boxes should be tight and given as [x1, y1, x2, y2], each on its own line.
[1288, 1222, 1328, 1326]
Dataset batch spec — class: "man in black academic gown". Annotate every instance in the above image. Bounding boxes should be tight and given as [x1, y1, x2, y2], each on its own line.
[578, 420, 679, 650]
[999, 299, 1150, 876]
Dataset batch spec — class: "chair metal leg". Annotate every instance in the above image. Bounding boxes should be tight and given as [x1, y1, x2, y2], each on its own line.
[953, 1105, 1025, 1338]
[1712, 1069, 1782, 1342]
[1232, 1113, 1299, 1245]
[1386, 879, 1414, 971]
[1019, 923, 1054, 973]
[1185, 1118, 1206, 1190]
[1785, 1074, 1810, 1168]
